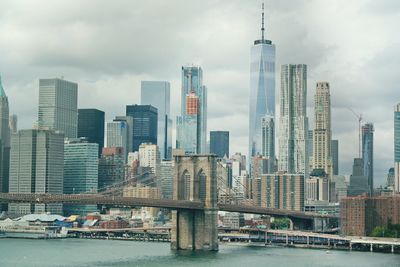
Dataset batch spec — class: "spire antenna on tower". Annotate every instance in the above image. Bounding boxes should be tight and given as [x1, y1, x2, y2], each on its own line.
[261, 2, 265, 41]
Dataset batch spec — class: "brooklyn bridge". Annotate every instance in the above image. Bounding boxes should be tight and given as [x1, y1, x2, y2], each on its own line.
[0, 155, 338, 251]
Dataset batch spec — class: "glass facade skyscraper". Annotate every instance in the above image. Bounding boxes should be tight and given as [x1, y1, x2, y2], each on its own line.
[362, 123, 374, 195]
[64, 139, 98, 216]
[38, 78, 78, 138]
[210, 131, 229, 158]
[176, 66, 207, 154]
[78, 108, 105, 157]
[141, 81, 172, 160]
[278, 64, 308, 174]
[249, 6, 276, 159]
[126, 104, 158, 152]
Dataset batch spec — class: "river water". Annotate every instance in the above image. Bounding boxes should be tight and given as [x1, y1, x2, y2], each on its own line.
[0, 239, 399, 267]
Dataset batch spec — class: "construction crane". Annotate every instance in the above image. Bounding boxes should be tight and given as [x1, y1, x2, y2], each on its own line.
[347, 107, 362, 158]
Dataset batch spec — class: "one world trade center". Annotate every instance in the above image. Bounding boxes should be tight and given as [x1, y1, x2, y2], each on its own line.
[249, 4, 276, 159]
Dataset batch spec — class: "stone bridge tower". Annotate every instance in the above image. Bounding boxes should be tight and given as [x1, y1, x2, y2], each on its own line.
[171, 155, 218, 251]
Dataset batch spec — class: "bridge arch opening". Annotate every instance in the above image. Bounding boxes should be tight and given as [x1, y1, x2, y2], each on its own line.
[179, 170, 191, 200]
[196, 169, 207, 202]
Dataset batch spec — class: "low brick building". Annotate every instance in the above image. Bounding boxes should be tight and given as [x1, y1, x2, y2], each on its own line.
[340, 195, 400, 236]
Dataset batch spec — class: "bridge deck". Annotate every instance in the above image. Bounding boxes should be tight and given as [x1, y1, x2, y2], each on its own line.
[218, 203, 337, 219]
[0, 193, 204, 210]
[0, 193, 338, 219]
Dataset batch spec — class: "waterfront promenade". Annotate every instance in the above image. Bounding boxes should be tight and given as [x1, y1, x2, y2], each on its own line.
[218, 229, 400, 253]
[62, 227, 400, 254]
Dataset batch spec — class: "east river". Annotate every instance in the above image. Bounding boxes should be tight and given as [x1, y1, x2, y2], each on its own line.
[0, 239, 399, 267]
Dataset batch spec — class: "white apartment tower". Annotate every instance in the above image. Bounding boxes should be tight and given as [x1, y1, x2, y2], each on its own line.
[139, 143, 160, 175]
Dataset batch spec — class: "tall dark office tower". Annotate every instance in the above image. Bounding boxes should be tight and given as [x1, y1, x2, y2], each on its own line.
[362, 123, 374, 195]
[387, 167, 395, 188]
[331, 140, 339, 175]
[126, 105, 158, 152]
[348, 158, 368, 197]
[77, 109, 105, 157]
[210, 131, 229, 158]
[0, 75, 10, 200]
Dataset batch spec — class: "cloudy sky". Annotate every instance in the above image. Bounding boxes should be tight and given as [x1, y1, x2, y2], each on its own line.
[0, 0, 399, 185]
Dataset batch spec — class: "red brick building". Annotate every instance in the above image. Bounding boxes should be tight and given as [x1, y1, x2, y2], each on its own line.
[340, 195, 400, 236]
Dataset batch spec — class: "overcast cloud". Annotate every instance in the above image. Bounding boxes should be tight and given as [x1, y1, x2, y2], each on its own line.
[0, 0, 399, 185]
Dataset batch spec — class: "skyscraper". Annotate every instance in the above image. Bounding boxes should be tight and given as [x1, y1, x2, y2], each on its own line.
[307, 130, 313, 174]
[362, 123, 374, 195]
[311, 82, 332, 177]
[38, 78, 78, 138]
[347, 158, 369, 197]
[114, 116, 134, 155]
[0, 75, 10, 198]
[141, 81, 172, 160]
[249, 4, 276, 159]
[176, 66, 207, 154]
[126, 104, 158, 152]
[387, 167, 395, 188]
[139, 143, 160, 176]
[9, 114, 17, 134]
[278, 64, 308, 174]
[63, 138, 98, 216]
[9, 129, 64, 216]
[106, 120, 128, 161]
[395, 103, 400, 192]
[261, 115, 274, 160]
[210, 131, 229, 158]
[159, 160, 174, 199]
[77, 109, 105, 157]
[98, 147, 125, 190]
[331, 140, 339, 175]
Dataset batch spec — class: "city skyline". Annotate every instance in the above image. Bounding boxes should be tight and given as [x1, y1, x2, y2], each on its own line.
[0, 1, 399, 185]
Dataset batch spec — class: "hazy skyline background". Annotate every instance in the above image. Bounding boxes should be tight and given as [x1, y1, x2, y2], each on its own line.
[0, 0, 399, 185]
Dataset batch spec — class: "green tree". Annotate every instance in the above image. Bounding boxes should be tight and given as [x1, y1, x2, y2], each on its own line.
[271, 218, 291, 229]
[370, 226, 385, 237]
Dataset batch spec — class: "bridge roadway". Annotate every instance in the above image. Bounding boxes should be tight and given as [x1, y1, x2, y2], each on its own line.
[0, 193, 337, 220]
